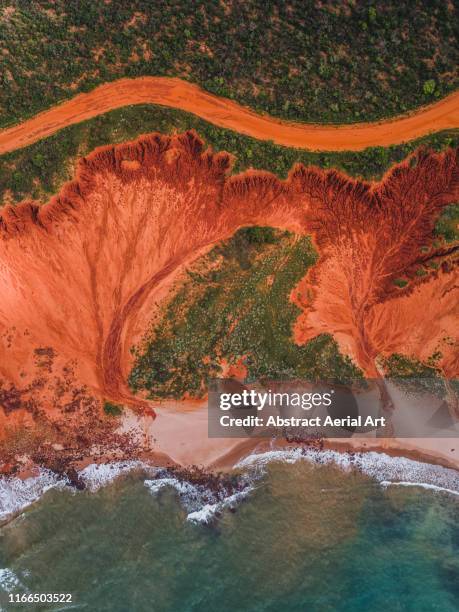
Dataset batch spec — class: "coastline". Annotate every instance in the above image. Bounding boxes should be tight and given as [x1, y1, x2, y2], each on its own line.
[121, 401, 459, 472]
[209, 437, 459, 473]
[2, 401, 458, 527]
[2, 432, 458, 529]
[9, 400, 459, 480]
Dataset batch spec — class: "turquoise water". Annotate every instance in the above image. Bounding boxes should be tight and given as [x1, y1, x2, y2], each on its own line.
[1, 459, 458, 612]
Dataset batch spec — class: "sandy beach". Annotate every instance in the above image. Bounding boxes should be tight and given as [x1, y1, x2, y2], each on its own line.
[2, 397, 457, 529]
[118, 400, 459, 473]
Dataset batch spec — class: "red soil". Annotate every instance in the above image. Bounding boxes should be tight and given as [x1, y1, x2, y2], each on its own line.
[291, 150, 459, 378]
[0, 77, 458, 154]
[0, 132, 457, 466]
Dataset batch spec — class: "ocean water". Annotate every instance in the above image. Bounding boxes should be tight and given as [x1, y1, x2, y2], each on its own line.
[0, 451, 458, 612]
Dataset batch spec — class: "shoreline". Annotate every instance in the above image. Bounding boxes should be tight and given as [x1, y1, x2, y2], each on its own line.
[2, 402, 458, 526]
[209, 437, 459, 473]
[2, 434, 458, 528]
[124, 401, 459, 473]
[5, 400, 459, 482]
[8, 434, 459, 484]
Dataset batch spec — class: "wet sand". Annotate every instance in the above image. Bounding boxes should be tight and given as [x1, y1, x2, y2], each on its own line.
[0, 77, 458, 154]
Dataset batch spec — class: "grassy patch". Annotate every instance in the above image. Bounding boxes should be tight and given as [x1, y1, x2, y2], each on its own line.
[381, 353, 439, 378]
[103, 401, 124, 417]
[393, 278, 409, 288]
[434, 203, 459, 243]
[0, 1, 457, 127]
[1, 103, 457, 206]
[379, 352, 449, 398]
[129, 227, 362, 399]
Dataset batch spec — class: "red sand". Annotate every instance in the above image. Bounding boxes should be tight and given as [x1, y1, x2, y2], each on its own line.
[0, 132, 457, 471]
[0, 77, 458, 154]
[291, 149, 459, 380]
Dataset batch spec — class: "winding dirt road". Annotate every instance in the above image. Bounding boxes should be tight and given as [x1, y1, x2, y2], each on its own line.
[1, 77, 458, 154]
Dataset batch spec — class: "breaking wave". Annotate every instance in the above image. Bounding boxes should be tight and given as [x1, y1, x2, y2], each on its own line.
[0, 469, 67, 524]
[0, 568, 24, 593]
[1, 449, 458, 526]
[78, 461, 156, 492]
[236, 448, 459, 497]
[0, 462, 154, 523]
[144, 475, 254, 524]
[379, 481, 459, 497]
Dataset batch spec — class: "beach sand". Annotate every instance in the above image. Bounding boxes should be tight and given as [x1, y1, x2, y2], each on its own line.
[118, 400, 459, 472]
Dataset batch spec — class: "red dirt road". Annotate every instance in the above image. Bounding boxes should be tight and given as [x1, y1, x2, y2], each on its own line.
[0, 77, 458, 154]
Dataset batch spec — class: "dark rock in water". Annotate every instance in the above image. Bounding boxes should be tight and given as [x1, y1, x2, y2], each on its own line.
[66, 468, 86, 490]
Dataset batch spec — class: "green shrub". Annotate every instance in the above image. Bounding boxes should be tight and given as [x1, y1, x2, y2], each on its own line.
[434, 204, 459, 242]
[423, 80, 436, 96]
[103, 401, 124, 416]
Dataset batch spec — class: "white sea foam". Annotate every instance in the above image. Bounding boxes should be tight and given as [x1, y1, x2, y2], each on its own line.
[1, 448, 457, 525]
[144, 475, 254, 524]
[0, 461, 156, 523]
[0, 470, 67, 523]
[145, 477, 202, 500]
[0, 568, 24, 593]
[186, 489, 253, 524]
[380, 481, 459, 497]
[236, 448, 459, 498]
[78, 461, 156, 492]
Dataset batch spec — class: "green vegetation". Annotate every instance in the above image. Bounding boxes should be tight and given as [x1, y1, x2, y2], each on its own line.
[423, 79, 437, 96]
[393, 278, 408, 288]
[1, 103, 457, 206]
[434, 204, 459, 243]
[381, 353, 440, 379]
[379, 352, 453, 399]
[0, 1, 457, 127]
[129, 227, 362, 399]
[103, 401, 124, 417]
